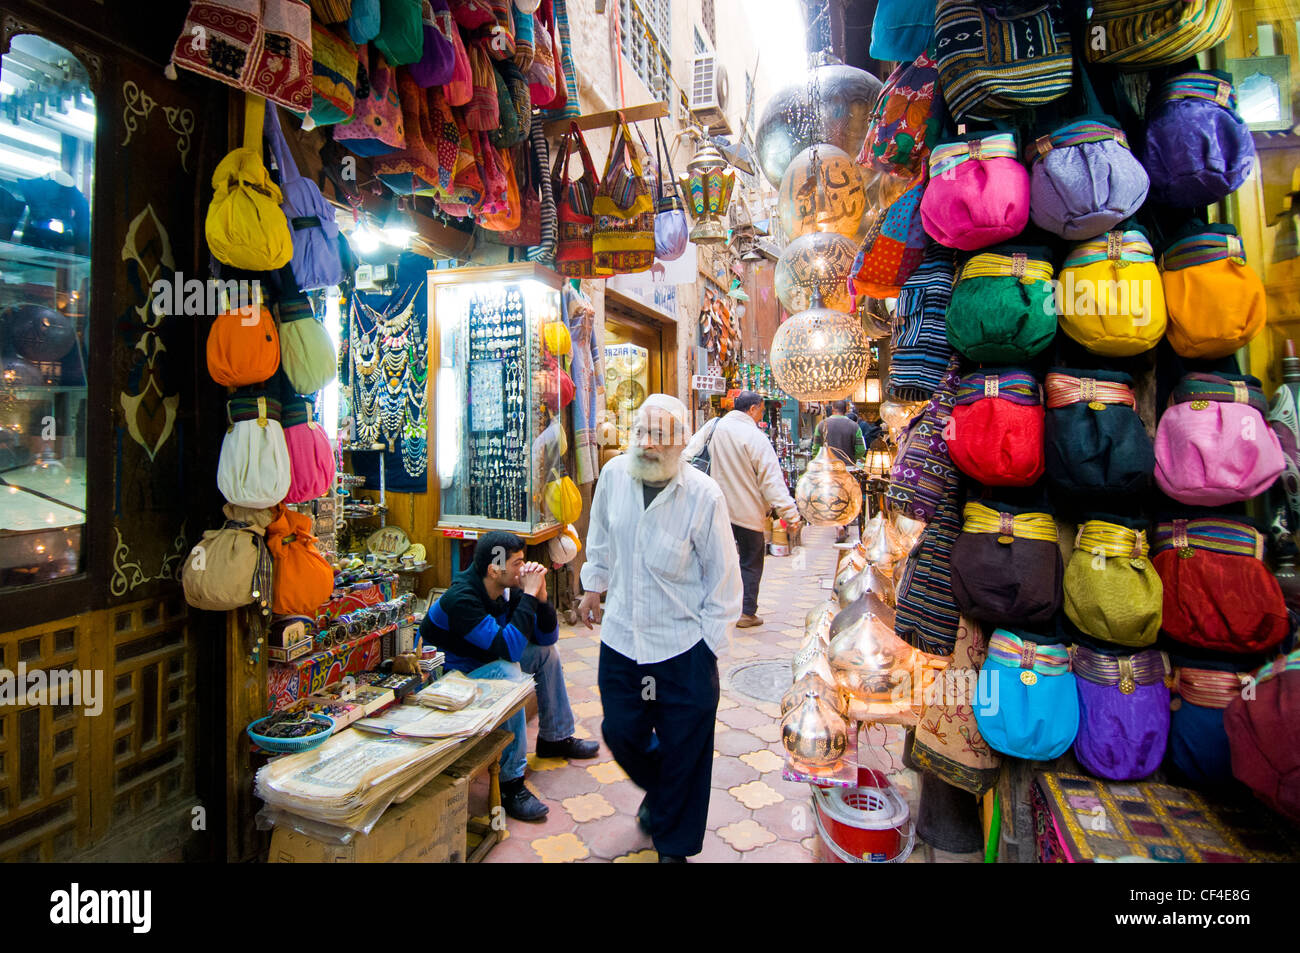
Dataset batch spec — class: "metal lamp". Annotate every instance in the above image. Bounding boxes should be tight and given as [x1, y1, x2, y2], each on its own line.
[679, 135, 736, 245]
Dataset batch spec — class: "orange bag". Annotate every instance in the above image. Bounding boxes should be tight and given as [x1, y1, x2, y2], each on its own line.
[206, 305, 281, 387]
[479, 147, 522, 231]
[265, 505, 335, 616]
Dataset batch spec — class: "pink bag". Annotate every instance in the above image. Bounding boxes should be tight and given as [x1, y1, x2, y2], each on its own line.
[920, 130, 1029, 251]
[282, 398, 336, 503]
[1154, 373, 1285, 506]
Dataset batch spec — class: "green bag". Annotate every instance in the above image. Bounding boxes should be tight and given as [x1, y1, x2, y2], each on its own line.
[1064, 518, 1162, 649]
[374, 0, 425, 65]
[945, 244, 1056, 362]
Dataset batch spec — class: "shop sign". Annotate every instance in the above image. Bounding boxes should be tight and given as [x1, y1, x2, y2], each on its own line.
[692, 374, 728, 394]
[441, 529, 479, 540]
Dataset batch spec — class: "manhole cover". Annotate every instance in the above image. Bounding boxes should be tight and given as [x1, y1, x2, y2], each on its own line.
[726, 660, 792, 704]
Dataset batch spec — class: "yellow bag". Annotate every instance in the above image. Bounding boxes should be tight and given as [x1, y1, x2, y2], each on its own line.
[1161, 225, 1266, 360]
[542, 320, 572, 356]
[544, 469, 582, 523]
[206, 93, 294, 271]
[1057, 228, 1166, 357]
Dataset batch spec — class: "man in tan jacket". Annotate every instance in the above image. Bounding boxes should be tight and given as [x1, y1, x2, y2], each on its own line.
[684, 391, 801, 628]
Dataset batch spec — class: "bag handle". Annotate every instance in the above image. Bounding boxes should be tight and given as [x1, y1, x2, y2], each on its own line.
[243, 93, 267, 154]
[654, 117, 682, 206]
[263, 102, 303, 185]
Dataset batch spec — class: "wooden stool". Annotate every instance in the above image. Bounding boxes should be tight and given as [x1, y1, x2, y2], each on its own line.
[444, 729, 514, 863]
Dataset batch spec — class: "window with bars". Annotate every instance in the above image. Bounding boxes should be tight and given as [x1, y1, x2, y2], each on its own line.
[701, 0, 716, 46]
[619, 0, 672, 95]
[694, 27, 708, 55]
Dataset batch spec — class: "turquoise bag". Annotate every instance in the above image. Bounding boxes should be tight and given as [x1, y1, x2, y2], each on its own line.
[974, 628, 1079, 761]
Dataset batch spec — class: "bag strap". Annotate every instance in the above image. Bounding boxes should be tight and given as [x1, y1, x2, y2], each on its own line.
[244, 93, 267, 154]
[263, 102, 303, 185]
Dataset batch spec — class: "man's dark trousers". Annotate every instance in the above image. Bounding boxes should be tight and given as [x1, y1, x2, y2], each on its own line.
[598, 639, 719, 857]
[732, 524, 766, 617]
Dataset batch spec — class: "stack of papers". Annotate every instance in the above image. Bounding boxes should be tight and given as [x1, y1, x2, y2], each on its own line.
[412, 670, 480, 711]
[354, 675, 532, 738]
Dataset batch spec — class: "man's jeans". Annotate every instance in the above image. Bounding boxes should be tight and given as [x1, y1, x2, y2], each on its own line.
[468, 641, 576, 783]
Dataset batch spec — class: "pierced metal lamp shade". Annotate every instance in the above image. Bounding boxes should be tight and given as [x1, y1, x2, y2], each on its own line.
[778, 144, 868, 240]
[770, 298, 871, 402]
[774, 231, 857, 314]
[796, 446, 863, 526]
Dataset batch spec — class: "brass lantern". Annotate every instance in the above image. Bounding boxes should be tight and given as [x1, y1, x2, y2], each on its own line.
[678, 137, 736, 245]
[770, 292, 871, 402]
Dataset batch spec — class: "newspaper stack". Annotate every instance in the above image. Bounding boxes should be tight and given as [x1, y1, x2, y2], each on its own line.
[411, 670, 480, 711]
[355, 675, 532, 738]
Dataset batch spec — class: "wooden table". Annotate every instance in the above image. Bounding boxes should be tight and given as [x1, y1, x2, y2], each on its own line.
[444, 693, 529, 862]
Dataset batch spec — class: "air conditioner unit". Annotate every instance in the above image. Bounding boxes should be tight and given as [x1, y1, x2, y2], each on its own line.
[689, 54, 732, 135]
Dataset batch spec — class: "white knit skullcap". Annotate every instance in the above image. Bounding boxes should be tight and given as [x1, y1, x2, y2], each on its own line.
[639, 394, 690, 435]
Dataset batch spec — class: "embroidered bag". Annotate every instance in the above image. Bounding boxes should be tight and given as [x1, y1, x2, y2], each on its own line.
[848, 173, 926, 298]
[374, 70, 442, 194]
[1161, 223, 1266, 360]
[182, 503, 276, 612]
[920, 129, 1029, 251]
[974, 628, 1079, 761]
[206, 93, 294, 271]
[944, 245, 1056, 362]
[860, 49, 943, 180]
[304, 21, 359, 125]
[886, 356, 959, 522]
[1141, 70, 1254, 208]
[1225, 649, 1300, 823]
[1087, 0, 1234, 68]
[489, 60, 530, 149]
[1056, 227, 1167, 356]
[527, 0, 557, 105]
[948, 369, 1045, 487]
[333, 47, 408, 155]
[1072, 643, 1170, 781]
[1044, 368, 1153, 499]
[592, 113, 655, 275]
[265, 105, 344, 290]
[207, 303, 281, 387]
[551, 121, 597, 278]
[218, 392, 292, 509]
[1064, 518, 1162, 648]
[951, 501, 1063, 628]
[479, 146, 522, 231]
[889, 241, 956, 401]
[1154, 373, 1285, 506]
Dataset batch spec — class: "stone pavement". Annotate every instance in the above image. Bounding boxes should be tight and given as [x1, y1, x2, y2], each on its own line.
[478, 524, 985, 863]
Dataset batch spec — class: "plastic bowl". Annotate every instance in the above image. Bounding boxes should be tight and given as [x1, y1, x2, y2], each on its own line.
[246, 714, 334, 754]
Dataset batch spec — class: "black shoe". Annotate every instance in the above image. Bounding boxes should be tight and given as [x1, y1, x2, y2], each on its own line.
[535, 736, 601, 760]
[637, 794, 652, 835]
[657, 853, 687, 863]
[501, 778, 549, 822]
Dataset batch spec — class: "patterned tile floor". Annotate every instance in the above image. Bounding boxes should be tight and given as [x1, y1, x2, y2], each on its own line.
[478, 524, 985, 863]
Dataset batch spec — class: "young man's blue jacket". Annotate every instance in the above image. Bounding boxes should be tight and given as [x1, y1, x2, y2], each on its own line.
[421, 566, 559, 672]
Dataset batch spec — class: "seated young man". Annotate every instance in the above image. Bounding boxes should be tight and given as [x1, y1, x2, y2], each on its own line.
[421, 531, 598, 821]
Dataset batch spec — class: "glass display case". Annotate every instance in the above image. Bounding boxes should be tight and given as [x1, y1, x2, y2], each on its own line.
[434, 263, 567, 534]
[0, 34, 93, 589]
[604, 342, 649, 450]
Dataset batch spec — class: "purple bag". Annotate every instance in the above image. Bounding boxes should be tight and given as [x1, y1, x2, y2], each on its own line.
[1140, 70, 1255, 209]
[409, 1, 457, 87]
[1072, 644, 1170, 781]
[265, 105, 343, 291]
[885, 357, 959, 522]
[1026, 114, 1148, 240]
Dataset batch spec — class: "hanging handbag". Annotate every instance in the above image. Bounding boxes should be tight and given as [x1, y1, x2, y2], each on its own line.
[1087, 0, 1233, 68]
[1225, 649, 1300, 824]
[592, 113, 656, 275]
[489, 60, 529, 148]
[945, 245, 1056, 363]
[439, 2, 475, 105]
[894, 470, 964, 655]
[304, 21, 359, 125]
[450, 0, 495, 28]
[472, 131, 510, 216]
[920, 129, 1029, 251]
[410, 0, 456, 86]
[1072, 643, 1170, 781]
[652, 117, 689, 261]
[933, 0, 1072, 123]
[889, 241, 956, 401]
[374, 69, 442, 193]
[487, 0, 516, 60]
[525, 120, 557, 261]
[848, 173, 926, 298]
[207, 93, 294, 272]
[527, 0, 558, 105]
[218, 392, 293, 510]
[465, 41, 501, 131]
[374, 0, 426, 66]
[552, 121, 597, 278]
[951, 501, 1063, 628]
[513, 6, 535, 71]
[182, 503, 276, 612]
[1169, 661, 1252, 787]
[207, 303, 281, 388]
[544, 466, 582, 523]
[947, 369, 1045, 487]
[1044, 368, 1153, 500]
[1161, 223, 1266, 360]
[282, 397, 337, 503]
[870, 0, 936, 64]
[276, 290, 338, 395]
[1057, 227, 1166, 356]
[1064, 518, 1162, 649]
[265, 505, 335, 616]
[974, 628, 1079, 761]
[333, 46, 408, 156]
[886, 356, 959, 522]
[479, 145, 523, 231]
[265, 105, 345, 290]
[312, 0, 353, 22]
[861, 48, 943, 181]
[488, 140, 542, 245]
[349, 0, 382, 41]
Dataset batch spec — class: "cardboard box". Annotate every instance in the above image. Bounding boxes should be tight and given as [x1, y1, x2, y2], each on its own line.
[267, 772, 468, 863]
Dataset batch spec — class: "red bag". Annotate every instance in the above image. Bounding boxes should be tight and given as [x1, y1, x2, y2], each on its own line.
[479, 146, 523, 231]
[947, 369, 1045, 486]
[551, 121, 596, 278]
[1225, 650, 1300, 824]
[472, 131, 510, 217]
[537, 0, 565, 111]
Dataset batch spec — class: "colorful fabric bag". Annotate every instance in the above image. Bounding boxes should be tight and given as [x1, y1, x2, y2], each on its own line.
[276, 292, 338, 395]
[524, 120, 557, 261]
[861, 50, 943, 180]
[887, 357, 959, 522]
[1026, 115, 1149, 241]
[265, 105, 344, 290]
[349, 0, 382, 41]
[207, 304, 280, 387]
[974, 628, 1079, 761]
[933, 0, 1073, 123]
[1087, 0, 1233, 68]
[920, 130, 1029, 251]
[1154, 373, 1285, 506]
[1225, 650, 1300, 824]
[465, 42, 500, 131]
[1152, 517, 1290, 653]
[951, 501, 1063, 628]
[207, 94, 294, 272]
[1044, 369, 1153, 499]
[1057, 227, 1166, 356]
[410, 0, 456, 86]
[490, 60, 530, 149]
[889, 241, 956, 401]
[513, 7, 535, 71]
[265, 505, 335, 616]
[218, 393, 292, 509]
[592, 115, 655, 275]
[333, 47, 407, 155]
[527, 0, 557, 106]
[870, 0, 935, 63]
[478, 146, 522, 230]
[1141, 70, 1254, 208]
[440, 3, 474, 105]
[374, 0, 425, 65]
[894, 471, 964, 656]
[282, 397, 337, 503]
[849, 174, 926, 298]
[311, 0, 353, 24]
[449, 0, 495, 28]
[1161, 224, 1266, 360]
[944, 245, 1056, 362]
[305, 22, 359, 125]
[488, 141, 541, 244]
[374, 70, 442, 193]
[551, 121, 597, 278]
[1065, 518, 1162, 648]
[652, 118, 689, 262]
[182, 503, 275, 612]
[948, 369, 1045, 487]
[1072, 643, 1170, 781]
[1169, 663, 1248, 787]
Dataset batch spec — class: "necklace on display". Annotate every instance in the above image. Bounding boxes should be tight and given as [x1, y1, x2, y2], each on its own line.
[350, 298, 383, 448]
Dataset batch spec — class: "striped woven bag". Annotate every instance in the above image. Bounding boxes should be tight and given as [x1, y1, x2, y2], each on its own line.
[888, 240, 956, 402]
[1087, 0, 1233, 68]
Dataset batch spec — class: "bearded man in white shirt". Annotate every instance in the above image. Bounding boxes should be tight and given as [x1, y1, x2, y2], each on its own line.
[577, 394, 742, 863]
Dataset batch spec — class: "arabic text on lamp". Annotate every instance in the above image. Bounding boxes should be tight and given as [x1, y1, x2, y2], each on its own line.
[678, 138, 736, 245]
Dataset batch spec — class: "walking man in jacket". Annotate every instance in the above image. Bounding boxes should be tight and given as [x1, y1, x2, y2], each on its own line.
[577, 394, 742, 862]
[683, 391, 801, 628]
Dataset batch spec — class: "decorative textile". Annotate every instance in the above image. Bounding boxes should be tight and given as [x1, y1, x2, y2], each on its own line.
[960, 501, 1058, 543]
[565, 284, 602, 484]
[1031, 772, 1300, 862]
[887, 357, 959, 522]
[889, 241, 956, 401]
[850, 174, 926, 298]
[1045, 371, 1135, 409]
[861, 49, 943, 180]
[1087, 0, 1234, 68]
[539, 0, 579, 120]
[895, 469, 963, 655]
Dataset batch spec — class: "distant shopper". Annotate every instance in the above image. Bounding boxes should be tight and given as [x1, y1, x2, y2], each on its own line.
[422, 531, 599, 823]
[578, 394, 742, 862]
[859, 410, 885, 448]
[812, 399, 866, 541]
[684, 391, 800, 628]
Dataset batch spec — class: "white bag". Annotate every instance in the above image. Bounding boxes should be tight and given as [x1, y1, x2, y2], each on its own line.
[217, 394, 292, 509]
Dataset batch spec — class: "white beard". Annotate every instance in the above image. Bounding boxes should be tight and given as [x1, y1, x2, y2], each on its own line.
[626, 445, 682, 484]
